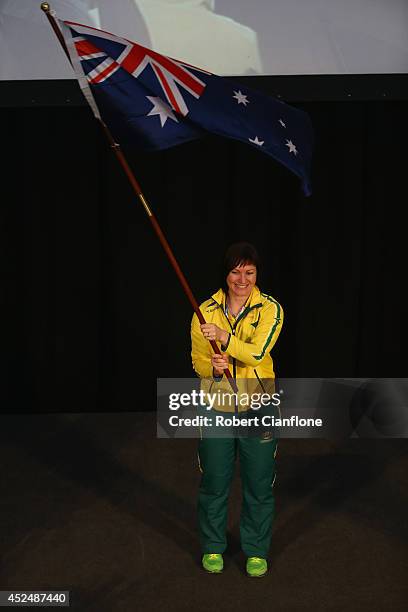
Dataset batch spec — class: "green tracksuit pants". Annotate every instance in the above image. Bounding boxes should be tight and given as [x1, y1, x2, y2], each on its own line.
[197, 434, 277, 558]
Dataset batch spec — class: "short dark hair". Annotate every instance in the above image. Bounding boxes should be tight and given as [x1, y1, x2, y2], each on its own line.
[222, 242, 260, 293]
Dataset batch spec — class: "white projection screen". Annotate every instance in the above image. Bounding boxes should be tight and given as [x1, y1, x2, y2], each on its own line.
[1, 0, 407, 80]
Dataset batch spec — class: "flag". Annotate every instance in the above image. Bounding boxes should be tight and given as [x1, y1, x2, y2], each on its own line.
[60, 20, 313, 195]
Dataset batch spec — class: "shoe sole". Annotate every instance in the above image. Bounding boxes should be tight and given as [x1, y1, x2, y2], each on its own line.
[203, 568, 223, 574]
[246, 571, 268, 578]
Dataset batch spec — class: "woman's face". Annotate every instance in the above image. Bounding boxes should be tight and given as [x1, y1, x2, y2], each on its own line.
[226, 262, 257, 300]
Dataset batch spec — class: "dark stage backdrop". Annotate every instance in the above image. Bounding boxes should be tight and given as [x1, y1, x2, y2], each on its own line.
[1, 96, 407, 413]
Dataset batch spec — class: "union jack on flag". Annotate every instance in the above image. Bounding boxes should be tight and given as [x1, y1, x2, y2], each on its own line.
[60, 20, 313, 195]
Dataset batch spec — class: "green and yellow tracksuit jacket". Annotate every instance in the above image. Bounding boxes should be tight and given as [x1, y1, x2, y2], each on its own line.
[191, 286, 283, 412]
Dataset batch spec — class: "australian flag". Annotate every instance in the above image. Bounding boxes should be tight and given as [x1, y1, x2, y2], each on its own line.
[60, 20, 313, 195]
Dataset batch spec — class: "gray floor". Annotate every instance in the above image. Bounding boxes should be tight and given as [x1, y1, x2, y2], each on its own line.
[0, 413, 407, 611]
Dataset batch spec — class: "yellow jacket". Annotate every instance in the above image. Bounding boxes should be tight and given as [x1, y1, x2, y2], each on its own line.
[191, 286, 283, 412]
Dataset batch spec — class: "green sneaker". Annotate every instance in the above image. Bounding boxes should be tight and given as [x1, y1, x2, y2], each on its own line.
[202, 553, 224, 574]
[246, 557, 268, 577]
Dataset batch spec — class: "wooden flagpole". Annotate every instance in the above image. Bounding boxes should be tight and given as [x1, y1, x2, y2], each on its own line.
[40, 3, 237, 392]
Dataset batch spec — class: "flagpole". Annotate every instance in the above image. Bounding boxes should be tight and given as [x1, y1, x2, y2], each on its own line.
[40, 2, 237, 392]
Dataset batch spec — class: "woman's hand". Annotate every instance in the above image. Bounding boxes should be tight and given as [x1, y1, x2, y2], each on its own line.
[200, 323, 229, 345]
[211, 353, 230, 377]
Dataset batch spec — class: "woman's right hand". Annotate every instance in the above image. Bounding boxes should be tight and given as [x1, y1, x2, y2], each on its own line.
[211, 353, 230, 377]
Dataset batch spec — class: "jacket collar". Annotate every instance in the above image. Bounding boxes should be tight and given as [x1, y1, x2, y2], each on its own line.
[210, 285, 263, 311]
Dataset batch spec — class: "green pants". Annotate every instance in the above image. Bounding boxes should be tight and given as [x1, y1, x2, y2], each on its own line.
[197, 434, 277, 558]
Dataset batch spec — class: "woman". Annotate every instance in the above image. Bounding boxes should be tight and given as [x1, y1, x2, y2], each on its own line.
[190, 242, 283, 577]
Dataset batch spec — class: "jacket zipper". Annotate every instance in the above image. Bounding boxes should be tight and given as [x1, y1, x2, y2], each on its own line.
[231, 328, 237, 413]
[222, 307, 238, 413]
[218, 301, 262, 414]
[231, 325, 237, 380]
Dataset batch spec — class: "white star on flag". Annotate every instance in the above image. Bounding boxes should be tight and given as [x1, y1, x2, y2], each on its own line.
[249, 136, 264, 146]
[279, 119, 286, 128]
[233, 90, 249, 106]
[285, 139, 298, 155]
[146, 96, 179, 127]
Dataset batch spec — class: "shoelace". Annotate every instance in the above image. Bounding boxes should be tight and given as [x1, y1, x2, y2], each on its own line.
[249, 557, 264, 564]
[208, 554, 220, 560]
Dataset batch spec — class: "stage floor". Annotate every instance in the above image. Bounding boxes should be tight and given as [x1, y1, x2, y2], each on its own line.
[0, 413, 407, 611]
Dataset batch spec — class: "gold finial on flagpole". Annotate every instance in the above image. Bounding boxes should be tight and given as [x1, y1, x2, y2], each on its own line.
[41, 3, 50, 13]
